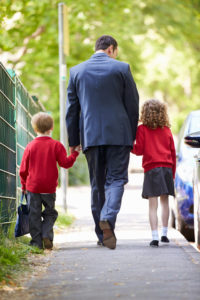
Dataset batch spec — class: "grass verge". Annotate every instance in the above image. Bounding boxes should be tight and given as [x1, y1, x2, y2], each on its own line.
[0, 230, 43, 285]
[0, 211, 74, 285]
[55, 209, 75, 228]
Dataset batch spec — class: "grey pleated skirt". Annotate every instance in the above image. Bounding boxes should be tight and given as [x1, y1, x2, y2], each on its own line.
[142, 167, 175, 199]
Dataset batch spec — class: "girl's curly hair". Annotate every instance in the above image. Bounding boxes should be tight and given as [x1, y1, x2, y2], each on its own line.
[140, 99, 170, 129]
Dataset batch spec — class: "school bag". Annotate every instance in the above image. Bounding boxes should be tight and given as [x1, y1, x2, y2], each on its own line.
[15, 193, 30, 237]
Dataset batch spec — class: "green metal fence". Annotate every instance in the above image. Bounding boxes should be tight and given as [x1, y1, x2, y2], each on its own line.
[0, 63, 16, 227]
[0, 62, 45, 228]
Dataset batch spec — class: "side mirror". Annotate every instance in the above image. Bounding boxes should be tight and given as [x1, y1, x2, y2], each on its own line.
[184, 131, 200, 148]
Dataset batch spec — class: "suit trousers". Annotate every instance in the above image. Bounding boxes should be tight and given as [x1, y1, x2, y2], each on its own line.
[27, 192, 58, 248]
[85, 146, 130, 243]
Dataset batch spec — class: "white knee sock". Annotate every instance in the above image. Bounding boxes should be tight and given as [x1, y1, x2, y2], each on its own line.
[152, 230, 159, 241]
[162, 227, 168, 237]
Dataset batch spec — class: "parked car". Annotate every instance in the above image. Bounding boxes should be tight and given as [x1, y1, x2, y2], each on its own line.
[184, 131, 200, 249]
[171, 110, 200, 241]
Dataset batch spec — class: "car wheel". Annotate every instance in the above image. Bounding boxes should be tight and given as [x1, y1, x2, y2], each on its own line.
[194, 213, 200, 249]
[170, 209, 176, 228]
[193, 184, 200, 249]
[177, 215, 194, 242]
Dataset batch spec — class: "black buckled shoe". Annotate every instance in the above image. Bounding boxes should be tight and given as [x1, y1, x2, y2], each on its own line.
[150, 240, 159, 247]
[161, 236, 170, 243]
[97, 241, 104, 246]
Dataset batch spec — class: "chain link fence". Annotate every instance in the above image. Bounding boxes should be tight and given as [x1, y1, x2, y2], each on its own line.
[0, 63, 45, 229]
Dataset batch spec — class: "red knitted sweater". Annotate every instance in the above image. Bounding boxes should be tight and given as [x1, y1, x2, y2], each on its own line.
[20, 136, 79, 193]
[131, 125, 176, 178]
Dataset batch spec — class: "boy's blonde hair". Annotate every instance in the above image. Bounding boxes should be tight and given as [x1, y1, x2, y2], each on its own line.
[31, 112, 53, 134]
[140, 99, 170, 129]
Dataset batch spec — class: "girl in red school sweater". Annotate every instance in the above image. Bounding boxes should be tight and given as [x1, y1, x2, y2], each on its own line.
[132, 99, 176, 247]
[20, 112, 80, 249]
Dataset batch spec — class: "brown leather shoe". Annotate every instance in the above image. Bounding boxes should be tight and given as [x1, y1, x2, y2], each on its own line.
[99, 220, 116, 249]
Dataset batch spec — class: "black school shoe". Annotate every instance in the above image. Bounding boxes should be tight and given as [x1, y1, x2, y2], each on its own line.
[43, 238, 53, 250]
[97, 241, 104, 246]
[150, 240, 159, 247]
[161, 236, 170, 243]
[29, 240, 43, 249]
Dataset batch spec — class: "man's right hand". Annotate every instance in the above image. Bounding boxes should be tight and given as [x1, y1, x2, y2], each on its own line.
[75, 145, 81, 152]
[70, 145, 81, 154]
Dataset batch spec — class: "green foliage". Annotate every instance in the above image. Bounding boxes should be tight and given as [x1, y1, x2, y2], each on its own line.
[1, 0, 200, 184]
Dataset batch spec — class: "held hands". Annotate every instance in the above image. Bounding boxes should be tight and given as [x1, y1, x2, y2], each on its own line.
[75, 145, 81, 152]
[70, 145, 81, 154]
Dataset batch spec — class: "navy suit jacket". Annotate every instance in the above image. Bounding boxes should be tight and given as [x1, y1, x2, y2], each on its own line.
[66, 52, 139, 152]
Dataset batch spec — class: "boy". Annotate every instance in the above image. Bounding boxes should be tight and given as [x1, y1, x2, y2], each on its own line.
[20, 112, 79, 249]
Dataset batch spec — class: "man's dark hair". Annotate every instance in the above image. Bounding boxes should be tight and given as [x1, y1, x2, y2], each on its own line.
[95, 35, 118, 51]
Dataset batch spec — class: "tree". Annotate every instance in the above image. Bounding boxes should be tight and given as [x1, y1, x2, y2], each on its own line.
[1, 0, 200, 183]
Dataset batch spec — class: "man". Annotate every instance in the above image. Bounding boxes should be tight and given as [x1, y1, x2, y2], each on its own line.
[66, 35, 139, 249]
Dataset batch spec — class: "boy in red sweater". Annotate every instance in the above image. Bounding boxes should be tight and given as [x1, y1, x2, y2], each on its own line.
[20, 112, 79, 249]
[132, 99, 176, 247]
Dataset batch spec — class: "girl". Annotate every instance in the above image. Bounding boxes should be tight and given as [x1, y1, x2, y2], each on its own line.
[132, 99, 176, 247]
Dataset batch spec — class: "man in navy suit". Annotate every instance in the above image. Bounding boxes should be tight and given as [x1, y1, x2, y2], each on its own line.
[66, 35, 139, 249]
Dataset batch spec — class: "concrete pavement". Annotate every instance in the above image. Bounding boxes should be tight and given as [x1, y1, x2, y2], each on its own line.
[23, 171, 200, 299]
[1, 162, 200, 300]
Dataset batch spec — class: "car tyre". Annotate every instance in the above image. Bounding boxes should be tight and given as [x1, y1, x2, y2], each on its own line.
[170, 209, 176, 228]
[193, 183, 200, 249]
[194, 213, 200, 250]
[177, 214, 194, 242]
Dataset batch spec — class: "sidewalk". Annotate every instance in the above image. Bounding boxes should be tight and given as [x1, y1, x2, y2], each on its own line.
[2, 172, 200, 300]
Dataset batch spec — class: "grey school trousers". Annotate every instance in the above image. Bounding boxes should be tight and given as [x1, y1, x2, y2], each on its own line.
[27, 192, 58, 248]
